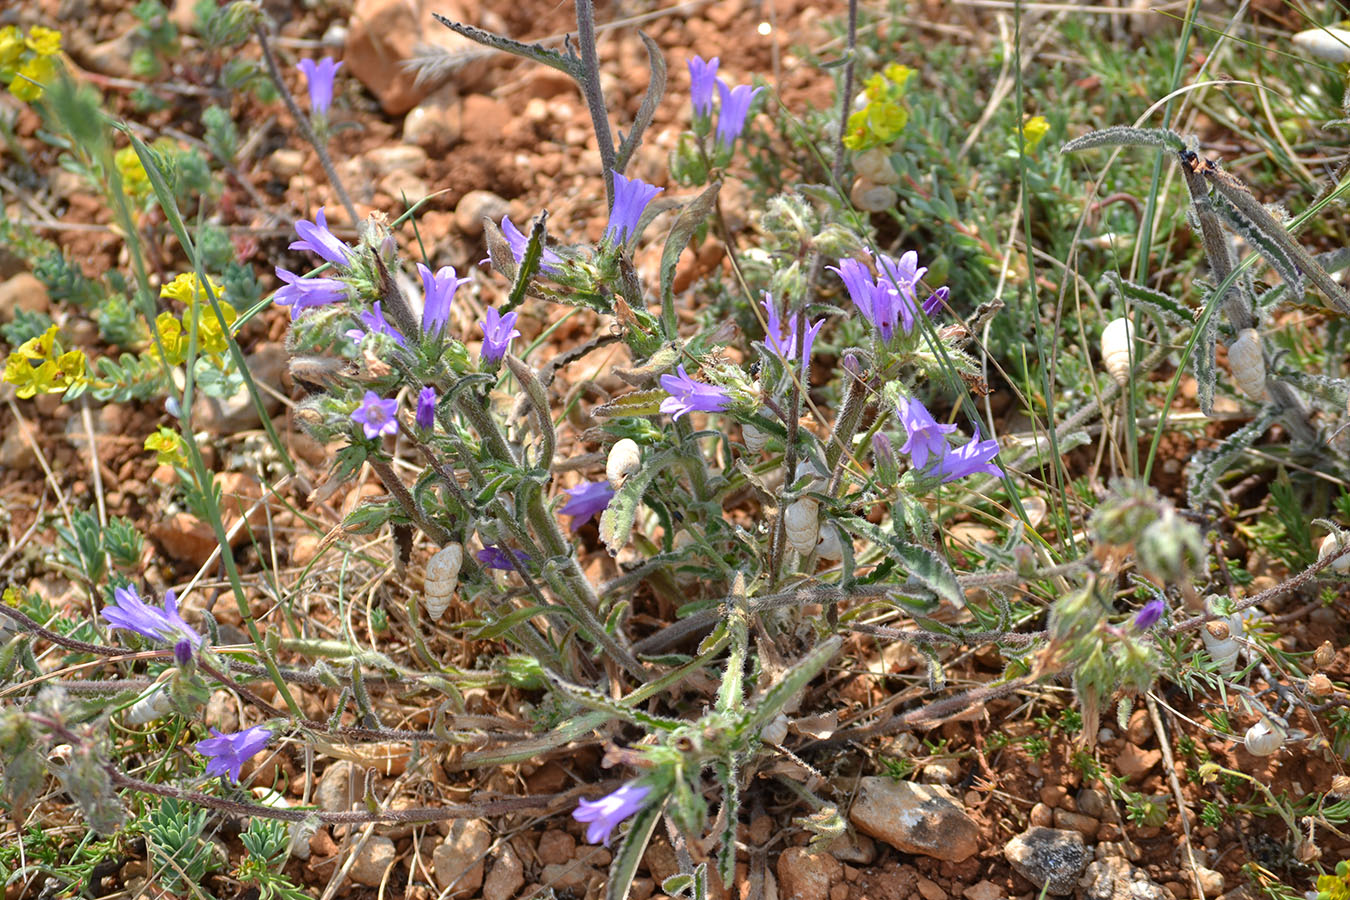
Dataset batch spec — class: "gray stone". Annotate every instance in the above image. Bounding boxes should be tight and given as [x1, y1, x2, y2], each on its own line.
[1079, 855, 1169, 900]
[315, 760, 355, 812]
[348, 835, 396, 887]
[403, 86, 463, 149]
[482, 842, 525, 900]
[454, 189, 510, 238]
[432, 818, 491, 898]
[1003, 826, 1088, 896]
[776, 847, 841, 900]
[1076, 787, 1111, 819]
[849, 777, 979, 862]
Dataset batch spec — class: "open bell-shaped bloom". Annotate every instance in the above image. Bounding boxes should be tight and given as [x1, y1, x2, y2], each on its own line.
[604, 170, 663, 246]
[102, 584, 202, 648]
[296, 57, 341, 115]
[273, 267, 347, 319]
[573, 783, 651, 846]
[659, 365, 730, 420]
[289, 207, 353, 267]
[896, 396, 958, 470]
[351, 391, 398, 440]
[714, 79, 764, 152]
[196, 725, 273, 784]
[560, 480, 615, 532]
[418, 263, 470, 335]
[479, 307, 520, 363]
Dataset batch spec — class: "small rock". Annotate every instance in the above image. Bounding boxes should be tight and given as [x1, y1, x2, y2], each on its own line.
[403, 85, 463, 148]
[963, 881, 1004, 900]
[365, 144, 428, 177]
[1195, 866, 1225, 897]
[315, 761, 355, 812]
[79, 30, 141, 78]
[1052, 808, 1099, 838]
[195, 343, 288, 435]
[1003, 826, 1088, 896]
[1029, 803, 1053, 828]
[0, 419, 38, 470]
[540, 862, 596, 893]
[848, 777, 979, 862]
[826, 831, 875, 865]
[205, 690, 239, 733]
[348, 835, 396, 887]
[1114, 744, 1161, 781]
[1080, 855, 1169, 900]
[536, 829, 575, 865]
[0, 273, 50, 321]
[1076, 787, 1110, 819]
[917, 876, 947, 900]
[482, 843, 525, 900]
[149, 513, 219, 569]
[459, 94, 514, 148]
[269, 149, 306, 179]
[1039, 785, 1068, 808]
[433, 819, 492, 897]
[454, 189, 510, 238]
[921, 758, 962, 784]
[776, 847, 841, 900]
[344, 0, 485, 114]
[1126, 708, 1153, 744]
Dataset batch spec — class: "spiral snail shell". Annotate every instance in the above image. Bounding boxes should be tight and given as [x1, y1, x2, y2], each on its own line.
[816, 526, 844, 561]
[1319, 533, 1350, 573]
[854, 147, 901, 186]
[424, 542, 463, 620]
[1100, 317, 1135, 386]
[1243, 718, 1283, 757]
[743, 421, 768, 454]
[785, 497, 821, 555]
[126, 684, 174, 725]
[850, 177, 898, 213]
[1228, 328, 1266, 400]
[606, 439, 641, 490]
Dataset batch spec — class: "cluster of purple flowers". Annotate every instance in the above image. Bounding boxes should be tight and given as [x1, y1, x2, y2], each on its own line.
[830, 250, 942, 343]
[895, 396, 1002, 482]
[761, 292, 823, 365]
[688, 55, 763, 153]
[659, 364, 730, 420]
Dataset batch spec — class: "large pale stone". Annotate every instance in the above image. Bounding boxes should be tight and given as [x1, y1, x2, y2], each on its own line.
[848, 777, 979, 862]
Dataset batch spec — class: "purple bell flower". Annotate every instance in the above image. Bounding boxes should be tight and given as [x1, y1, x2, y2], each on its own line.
[1134, 598, 1166, 630]
[688, 55, 719, 120]
[573, 782, 651, 846]
[604, 170, 663, 246]
[560, 480, 615, 532]
[896, 396, 958, 470]
[714, 79, 764, 152]
[102, 584, 202, 648]
[479, 306, 520, 363]
[761, 292, 824, 364]
[416, 386, 437, 430]
[273, 267, 348, 319]
[659, 364, 730, 420]
[929, 428, 1002, 482]
[476, 546, 529, 571]
[296, 57, 341, 116]
[351, 390, 398, 440]
[196, 725, 273, 784]
[418, 263, 470, 335]
[345, 301, 406, 346]
[289, 207, 352, 267]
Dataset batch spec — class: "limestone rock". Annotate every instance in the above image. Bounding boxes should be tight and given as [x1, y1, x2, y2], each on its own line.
[776, 847, 841, 900]
[848, 777, 979, 862]
[432, 818, 491, 897]
[1114, 744, 1161, 781]
[1079, 855, 1169, 900]
[344, 0, 485, 115]
[349, 835, 396, 887]
[1004, 826, 1088, 896]
[0, 273, 50, 321]
[403, 85, 463, 149]
[454, 189, 509, 238]
[315, 760, 356, 812]
[482, 843, 525, 900]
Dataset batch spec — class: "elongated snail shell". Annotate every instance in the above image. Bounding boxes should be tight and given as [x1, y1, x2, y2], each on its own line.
[761, 713, 789, 745]
[1100, 317, 1135, 386]
[1199, 599, 1244, 675]
[785, 497, 821, 555]
[854, 147, 900, 186]
[424, 542, 463, 620]
[1319, 533, 1350, 573]
[1292, 27, 1350, 63]
[606, 438, 641, 490]
[743, 422, 768, 454]
[1244, 719, 1283, 757]
[126, 684, 174, 725]
[851, 177, 898, 213]
[1229, 328, 1266, 400]
[816, 527, 844, 561]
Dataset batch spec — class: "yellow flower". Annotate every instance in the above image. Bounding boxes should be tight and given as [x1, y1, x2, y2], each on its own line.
[160, 272, 224, 306]
[25, 27, 62, 57]
[195, 300, 238, 356]
[16, 324, 58, 361]
[1022, 115, 1050, 154]
[0, 26, 24, 79]
[115, 145, 150, 198]
[10, 53, 56, 102]
[2, 324, 87, 398]
[882, 63, 915, 91]
[144, 426, 186, 466]
[151, 312, 188, 366]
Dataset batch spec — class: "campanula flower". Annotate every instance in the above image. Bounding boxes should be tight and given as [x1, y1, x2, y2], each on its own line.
[479, 307, 520, 363]
[604, 170, 663, 246]
[417, 263, 469, 335]
[659, 364, 730, 420]
[1134, 598, 1166, 630]
[922, 286, 949, 317]
[416, 386, 437, 430]
[875, 250, 926, 333]
[500, 216, 562, 274]
[872, 432, 898, 481]
[688, 55, 719, 120]
[761, 292, 824, 364]
[273, 267, 348, 319]
[896, 396, 958, 470]
[102, 584, 203, 648]
[196, 725, 273, 784]
[830, 257, 895, 342]
[714, 79, 764, 152]
[560, 480, 615, 532]
[574, 783, 651, 846]
[345, 302, 406, 346]
[476, 546, 529, 570]
[296, 57, 341, 116]
[830, 250, 929, 341]
[289, 207, 352, 267]
[929, 428, 1002, 482]
[352, 391, 398, 440]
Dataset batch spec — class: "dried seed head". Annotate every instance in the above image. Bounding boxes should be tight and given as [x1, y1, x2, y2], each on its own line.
[1296, 837, 1322, 864]
[1205, 620, 1230, 640]
[1308, 673, 1334, 697]
[1315, 640, 1336, 669]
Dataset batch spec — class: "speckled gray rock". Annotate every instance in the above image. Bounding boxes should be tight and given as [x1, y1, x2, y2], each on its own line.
[849, 777, 979, 862]
[1079, 855, 1169, 900]
[1004, 826, 1088, 896]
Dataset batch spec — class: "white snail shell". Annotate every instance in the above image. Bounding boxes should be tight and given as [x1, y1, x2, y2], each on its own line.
[1319, 534, 1350, 573]
[126, 684, 174, 725]
[424, 542, 462, 620]
[1229, 328, 1266, 400]
[606, 438, 641, 490]
[785, 497, 820, 555]
[795, 459, 827, 492]
[1244, 719, 1284, 757]
[1199, 598, 1244, 674]
[743, 422, 768, 454]
[850, 177, 897, 213]
[1100, 317, 1135, 386]
[854, 147, 900, 186]
[761, 713, 789, 745]
[1292, 27, 1350, 63]
[816, 527, 844, 561]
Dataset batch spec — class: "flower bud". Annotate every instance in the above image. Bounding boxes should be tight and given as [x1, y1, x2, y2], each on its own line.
[1136, 508, 1206, 586]
[1330, 774, 1350, 796]
[669, 133, 709, 185]
[1315, 640, 1335, 669]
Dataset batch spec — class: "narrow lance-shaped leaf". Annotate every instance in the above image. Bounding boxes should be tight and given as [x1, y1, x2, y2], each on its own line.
[1193, 301, 1218, 417]
[430, 15, 577, 77]
[739, 636, 841, 737]
[714, 756, 739, 889]
[599, 447, 680, 554]
[1210, 194, 1305, 303]
[839, 517, 965, 609]
[659, 181, 721, 337]
[1185, 407, 1278, 507]
[614, 32, 666, 175]
[1101, 272, 1194, 327]
[541, 668, 684, 731]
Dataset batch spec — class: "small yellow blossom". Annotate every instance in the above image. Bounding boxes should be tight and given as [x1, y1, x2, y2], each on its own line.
[0, 26, 24, 79]
[9, 53, 56, 102]
[1022, 115, 1050, 154]
[16, 324, 58, 361]
[150, 312, 188, 366]
[160, 272, 224, 306]
[194, 300, 238, 356]
[144, 426, 186, 466]
[2, 325, 87, 398]
[25, 27, 61, 57]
